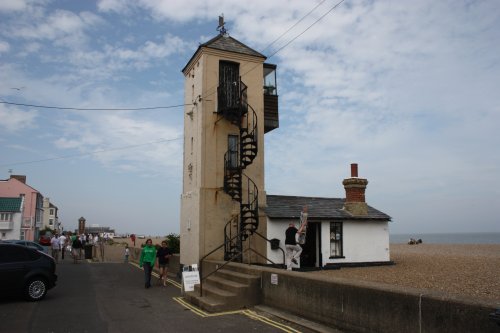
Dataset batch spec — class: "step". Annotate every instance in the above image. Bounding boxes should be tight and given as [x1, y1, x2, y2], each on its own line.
[206, 275, 248, 294]
[184, 293, 228, 313]
[195, 282, 237, 301]
[214, 268, 260, 286]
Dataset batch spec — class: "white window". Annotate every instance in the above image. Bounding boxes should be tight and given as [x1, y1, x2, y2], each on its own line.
[330, 222, 344, 258]
[50, 208, 55, 215]
[49, 219, 54, 225]
[0, 213, 12, 221]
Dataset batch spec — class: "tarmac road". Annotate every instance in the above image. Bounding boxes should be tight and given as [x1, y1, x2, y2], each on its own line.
[0, 255, 326, 333]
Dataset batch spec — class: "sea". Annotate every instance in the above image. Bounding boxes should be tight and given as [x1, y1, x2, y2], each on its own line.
[389, 232, 500, 244]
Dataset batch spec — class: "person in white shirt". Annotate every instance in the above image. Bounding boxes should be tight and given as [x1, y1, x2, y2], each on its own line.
[50, 234, 60, 263]
[58, 234, 67, 260]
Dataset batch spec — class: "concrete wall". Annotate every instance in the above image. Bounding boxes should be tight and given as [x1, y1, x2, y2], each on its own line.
[199, 261, 499, 333]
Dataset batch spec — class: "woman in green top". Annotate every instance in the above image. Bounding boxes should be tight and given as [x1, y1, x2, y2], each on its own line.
[139, 239, 157, 288]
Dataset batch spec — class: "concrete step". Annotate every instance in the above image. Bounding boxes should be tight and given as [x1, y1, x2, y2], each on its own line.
[206, 275, 248, 294]
[195, 282, 237, 301]
[214, 268, 260, 286]
[184, 292, 229, 313]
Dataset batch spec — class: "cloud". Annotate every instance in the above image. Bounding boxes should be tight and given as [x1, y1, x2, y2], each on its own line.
[0, 104, 38, 132]
[52, 111, 183, 176]
[0, 0, 27, 12]
[0, 40, 9, 53]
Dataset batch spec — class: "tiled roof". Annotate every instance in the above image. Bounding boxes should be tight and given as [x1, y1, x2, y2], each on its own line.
[201, 34, 266, 59]
[0, 197, 23, 212]
[265, 195, 391, 221]
[182, 34, 265, 73]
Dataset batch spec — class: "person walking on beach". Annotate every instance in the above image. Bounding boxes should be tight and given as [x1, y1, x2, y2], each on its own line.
[139, 239, 157, 288]
[285, 206, 308, 270]
[124, 245, 130, 263]
[156, 241, 172, 286]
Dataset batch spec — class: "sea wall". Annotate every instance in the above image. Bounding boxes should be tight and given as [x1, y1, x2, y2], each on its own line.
[201, 261, 499, 333]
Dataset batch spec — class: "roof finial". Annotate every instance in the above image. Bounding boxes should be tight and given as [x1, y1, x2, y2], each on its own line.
[217, 14, 227, 36]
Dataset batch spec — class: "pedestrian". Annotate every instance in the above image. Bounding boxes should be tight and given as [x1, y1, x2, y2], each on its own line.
[72, 235, 83, 264]
[285, 206, 308, 270]
[156, 241, 172, 286]
[124, 245, 130, 263]
[139, 239, 157, 289]
[99, 235, 105, 262]
[50, 234, 60, 263]
[59, 233, 67, 260]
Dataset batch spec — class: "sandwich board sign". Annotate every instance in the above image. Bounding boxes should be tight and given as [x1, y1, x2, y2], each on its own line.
[182, 264, 200, 292]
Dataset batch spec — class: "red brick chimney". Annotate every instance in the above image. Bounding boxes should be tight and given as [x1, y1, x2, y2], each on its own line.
[342, 163, 368, 215]
[10, 175, 27, 184]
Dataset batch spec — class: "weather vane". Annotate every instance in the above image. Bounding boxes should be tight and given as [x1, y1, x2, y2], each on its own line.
[217, 14, 227, 36]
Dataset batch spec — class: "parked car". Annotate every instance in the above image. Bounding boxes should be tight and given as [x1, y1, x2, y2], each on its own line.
[0, 243, 57, 301]
[1, 239, 49, 254]
[39, 235, 51, 246]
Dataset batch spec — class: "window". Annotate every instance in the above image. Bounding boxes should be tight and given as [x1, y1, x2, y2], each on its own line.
[263, 63, 277, 96]
[49, 219, 54, 225]
[228, 135, 239, 169]
[0, 213, 12, 221]
[330, 222, 343, 258]
[49, 208, 55, 215]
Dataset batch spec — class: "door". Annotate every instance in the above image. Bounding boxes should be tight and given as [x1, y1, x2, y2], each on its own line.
[218, 61, 240, 113]
[300, 222, 320, 268]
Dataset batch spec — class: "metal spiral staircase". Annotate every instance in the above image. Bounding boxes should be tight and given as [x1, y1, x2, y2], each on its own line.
[220, 80, 259, 261]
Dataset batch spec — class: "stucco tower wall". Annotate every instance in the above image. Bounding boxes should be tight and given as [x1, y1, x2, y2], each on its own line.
[180, 46, 268, 265]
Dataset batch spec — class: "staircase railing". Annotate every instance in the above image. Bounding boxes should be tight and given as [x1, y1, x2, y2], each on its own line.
[224, 216, 241, 261]
[197, 233, 286, 296]
[240, 175, 258, 240]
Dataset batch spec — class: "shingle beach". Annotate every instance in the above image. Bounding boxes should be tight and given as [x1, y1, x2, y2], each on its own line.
[311, 243, 500, 302]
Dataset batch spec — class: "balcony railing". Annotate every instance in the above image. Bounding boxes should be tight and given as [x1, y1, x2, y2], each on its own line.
[0, 221, 14, 230]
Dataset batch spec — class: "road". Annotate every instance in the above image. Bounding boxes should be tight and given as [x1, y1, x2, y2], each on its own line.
[0, 255, 322, 333]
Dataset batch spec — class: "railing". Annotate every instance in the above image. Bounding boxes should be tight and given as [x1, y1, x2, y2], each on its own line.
[224, 216, 241, 260]
[240, 175, 259, 240]
[198, 232, 286, 296]
[198, 233, 242, 296]
[252, 231, 286, 267]
[0, 221, 14, 230]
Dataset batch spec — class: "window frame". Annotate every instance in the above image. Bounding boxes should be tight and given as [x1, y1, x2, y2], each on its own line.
[329, 221, 345, 259]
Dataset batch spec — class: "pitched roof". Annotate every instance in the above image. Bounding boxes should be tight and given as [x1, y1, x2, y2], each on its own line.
[201, 34, 265, 58]
[265, 195, 391, 221]
[0, 197, 23, 212]
[182, 34, 266, 73]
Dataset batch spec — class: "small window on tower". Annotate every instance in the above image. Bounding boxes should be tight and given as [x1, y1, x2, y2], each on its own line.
[228, 135, 239, 169]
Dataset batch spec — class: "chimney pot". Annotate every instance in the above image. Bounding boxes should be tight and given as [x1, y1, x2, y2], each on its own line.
[351, 163, 358, 177]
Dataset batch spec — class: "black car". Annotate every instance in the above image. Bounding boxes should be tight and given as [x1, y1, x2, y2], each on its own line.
[0, 243, 57, 301]
[1, 239, 50, 254]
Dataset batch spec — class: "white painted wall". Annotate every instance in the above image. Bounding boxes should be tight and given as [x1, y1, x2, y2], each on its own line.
[321, 221, 390, 265]
[266, 217, 390, 267]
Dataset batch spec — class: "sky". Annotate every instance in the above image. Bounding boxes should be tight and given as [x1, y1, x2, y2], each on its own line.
[1, 0, 499, 236]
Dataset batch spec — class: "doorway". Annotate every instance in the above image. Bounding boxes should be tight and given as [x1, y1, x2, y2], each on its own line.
[300, 222, 320, 268]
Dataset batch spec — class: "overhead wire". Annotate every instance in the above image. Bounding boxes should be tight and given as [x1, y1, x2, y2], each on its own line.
[2, 1, 345, 167]
[199, 0, 346, 102]
[0, 137, 182, 168]
[0, 100, 190, 111]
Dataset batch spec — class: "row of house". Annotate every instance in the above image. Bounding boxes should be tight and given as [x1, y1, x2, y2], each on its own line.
[0, 175, 59, 241]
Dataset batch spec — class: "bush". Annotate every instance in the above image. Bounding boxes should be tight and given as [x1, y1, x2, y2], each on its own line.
[165, 233, 180, 253]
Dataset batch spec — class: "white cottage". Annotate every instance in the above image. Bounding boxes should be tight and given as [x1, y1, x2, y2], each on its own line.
[265, 164, 392, 270]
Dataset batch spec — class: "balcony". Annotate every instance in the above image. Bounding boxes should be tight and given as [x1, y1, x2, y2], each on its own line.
[0, 221, 14, 230]
[263, 63, 279, 133]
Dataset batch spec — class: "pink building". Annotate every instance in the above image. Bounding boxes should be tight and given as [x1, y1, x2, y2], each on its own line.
[0, 175, 44, 241]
